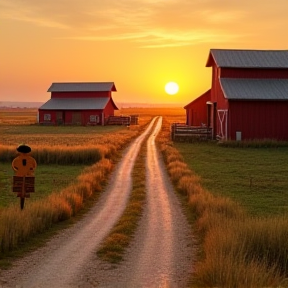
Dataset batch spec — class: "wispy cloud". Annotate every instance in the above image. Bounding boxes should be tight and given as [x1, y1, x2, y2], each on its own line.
[0, 0, 286, 48]
[64, 29, 244, 49]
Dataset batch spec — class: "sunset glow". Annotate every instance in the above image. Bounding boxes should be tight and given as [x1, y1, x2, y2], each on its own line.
[0, 0, 287, 106]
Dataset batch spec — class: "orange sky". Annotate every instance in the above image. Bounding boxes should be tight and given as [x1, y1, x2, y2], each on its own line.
[0, 0, 287, 106]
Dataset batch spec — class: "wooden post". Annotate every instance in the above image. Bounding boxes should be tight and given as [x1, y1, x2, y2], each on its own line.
[20, 198, 25, 210]
[21, 176, 25, 210]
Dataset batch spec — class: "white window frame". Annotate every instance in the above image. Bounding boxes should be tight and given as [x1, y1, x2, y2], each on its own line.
[44, 114, 51, 121]
[89, 115, 99, 123]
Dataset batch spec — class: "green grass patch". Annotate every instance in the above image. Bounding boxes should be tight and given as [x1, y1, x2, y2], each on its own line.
[0, 163, 85, 208]
[97, 142, 146, 263]
[174, 142, 288, 216]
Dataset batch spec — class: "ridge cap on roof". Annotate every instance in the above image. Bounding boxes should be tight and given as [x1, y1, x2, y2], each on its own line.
[206, 48, 288, 68]
[210, 48, 288, 52]
[47, 82, 116, 92]
[220, 77, 288, 81]
[55, 81, 113, 83]
[50, 81, 114, 85]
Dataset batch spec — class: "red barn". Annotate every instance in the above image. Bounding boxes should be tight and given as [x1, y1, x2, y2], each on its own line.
[38, 82, 118, 126]
[185, 49, 288, 141]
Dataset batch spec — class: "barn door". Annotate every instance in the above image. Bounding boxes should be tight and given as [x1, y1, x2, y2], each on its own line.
[217, 109, 228, 140]
[72, 112, 81, 125]
[56, 111, 63, 125]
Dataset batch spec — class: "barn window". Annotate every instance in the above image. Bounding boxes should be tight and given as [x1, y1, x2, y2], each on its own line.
[90, 115, 99, 123]
[44, 114, 51, 121]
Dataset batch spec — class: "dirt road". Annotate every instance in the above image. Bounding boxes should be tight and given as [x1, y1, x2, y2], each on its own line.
[0, 117, 193, 288]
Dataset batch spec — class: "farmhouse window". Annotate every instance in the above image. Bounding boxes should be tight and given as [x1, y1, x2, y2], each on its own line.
[90, 115, 99, 123]
[44, 114, 51, 121]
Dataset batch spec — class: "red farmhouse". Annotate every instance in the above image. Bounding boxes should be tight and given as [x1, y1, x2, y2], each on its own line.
[185, 49, 288, 141]
[38, 82, 118, 126]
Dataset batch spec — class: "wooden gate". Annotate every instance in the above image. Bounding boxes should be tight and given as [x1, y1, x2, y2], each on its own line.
[171, 123, 212, 141]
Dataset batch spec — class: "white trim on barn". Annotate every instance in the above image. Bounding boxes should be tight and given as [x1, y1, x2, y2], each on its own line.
[217, 109, 228, 140]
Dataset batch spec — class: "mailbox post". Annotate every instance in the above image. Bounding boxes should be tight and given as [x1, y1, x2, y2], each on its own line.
[12, 144, 37, 210]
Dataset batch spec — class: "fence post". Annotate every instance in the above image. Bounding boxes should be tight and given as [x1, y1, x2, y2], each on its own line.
[171, 123, 175, 140]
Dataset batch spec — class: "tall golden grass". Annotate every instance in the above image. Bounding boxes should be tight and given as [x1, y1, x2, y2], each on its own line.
[0, 144, 104, 165]
[158, 117, 288, 287]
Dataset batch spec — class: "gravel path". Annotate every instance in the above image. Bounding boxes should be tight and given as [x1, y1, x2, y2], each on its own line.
[0, 117, 193, 288]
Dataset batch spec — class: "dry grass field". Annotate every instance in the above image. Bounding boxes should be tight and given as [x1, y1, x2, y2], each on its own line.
[0, 108, 37, 125]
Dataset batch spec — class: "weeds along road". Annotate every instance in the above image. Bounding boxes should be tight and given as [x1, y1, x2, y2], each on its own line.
[0, 116, 193, 288]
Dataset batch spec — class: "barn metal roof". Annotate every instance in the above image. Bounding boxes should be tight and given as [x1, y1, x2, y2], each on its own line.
[220, 78, 288, 100]
[206, 49, 288, 68]
[47, 82, 117, 92]
[39, 98, 111, 110]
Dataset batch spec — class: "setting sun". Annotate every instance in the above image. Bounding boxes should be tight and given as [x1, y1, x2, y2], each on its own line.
[165, 82, 179, 95]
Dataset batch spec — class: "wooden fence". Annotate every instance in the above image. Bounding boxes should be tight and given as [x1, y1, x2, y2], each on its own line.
[106, 115, 139, 126]
[106, 116, 131, 125]
[171, 123, 212, 142]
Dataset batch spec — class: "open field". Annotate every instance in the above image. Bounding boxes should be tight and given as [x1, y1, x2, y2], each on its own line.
[174, 142, 288, 216]
[0, 109, 37, 125]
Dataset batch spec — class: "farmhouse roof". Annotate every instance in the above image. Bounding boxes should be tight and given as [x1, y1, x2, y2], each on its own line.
[220, 78, 288, 100]
[39, 97, 118, 110]
[206, 49, 288, 68]
[47, 82, 117, 92]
